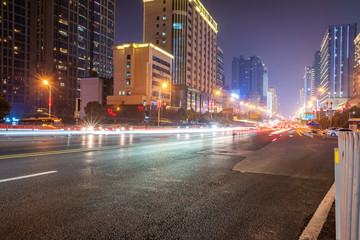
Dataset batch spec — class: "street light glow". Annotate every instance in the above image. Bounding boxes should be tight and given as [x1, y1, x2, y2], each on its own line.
[162, 82, 168, 88]
[43, 80, 49, 85]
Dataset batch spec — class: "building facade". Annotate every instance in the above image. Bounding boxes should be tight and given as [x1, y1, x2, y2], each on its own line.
[107, 43, 173, 109]
[267, 87, 278, 116]
[0, 0, 31, 117]
[216, 46, 224, 90]
[314, 50, 321, 91]
[349, 33, 360, 107]
[79, 77, 113, 119]
[30, 0, 115, 116]
[143, 0, 218, 113]
[304, 66, 315, 110]
[319, 23, 357, 110]
[232, 55, 266, 106]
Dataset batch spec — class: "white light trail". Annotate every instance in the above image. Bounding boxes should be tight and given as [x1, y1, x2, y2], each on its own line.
[0, 171, 58, 183]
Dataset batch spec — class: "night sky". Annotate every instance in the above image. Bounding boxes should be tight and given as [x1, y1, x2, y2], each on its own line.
[115, 0, 360, 117]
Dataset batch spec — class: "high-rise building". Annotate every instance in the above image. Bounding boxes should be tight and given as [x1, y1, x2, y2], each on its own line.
[232, 56, 251, 99]
[30, 0, 115, 115]
[299, 88, 304, 110]
[304, 66, 315, 110]
[313, 50, 321, 90]
[263, 65, 268, 106]
[349, 33, 360, 107]
[319, 23, 357, 109]
[0, 0, 31, 116]
[143, 0, 218, 112]
[232, 55, 266, 106]
[216, 46, 224, 90]
[107, 43, 173, 109]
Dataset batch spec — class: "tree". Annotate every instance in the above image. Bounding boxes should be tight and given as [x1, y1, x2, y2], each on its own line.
[0, 95, 11, 120]
[318, 117, 330, 129]
[188, 108, 200, 122]
[176, 107, 188, 122]
[83, 101, 107, 126]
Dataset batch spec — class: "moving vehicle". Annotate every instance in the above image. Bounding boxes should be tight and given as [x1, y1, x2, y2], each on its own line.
[18, 117, 62, 127]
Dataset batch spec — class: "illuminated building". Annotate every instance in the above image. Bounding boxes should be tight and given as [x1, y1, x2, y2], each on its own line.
[314, 50, 321, 90]
[0, 0, 31, 116]
[107, 43, 172, 109]
[349, 33, 360, 107]
[216, 46, 224, 90]
[319, 23, 357, 109]
[143, 0, 218, 113]
[30, 0, 115, 115]
[304, 66, 315, 110]
[232, 55, 266, 106]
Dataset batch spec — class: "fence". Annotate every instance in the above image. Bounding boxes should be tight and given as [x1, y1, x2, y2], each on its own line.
[336, 131, 360, 240]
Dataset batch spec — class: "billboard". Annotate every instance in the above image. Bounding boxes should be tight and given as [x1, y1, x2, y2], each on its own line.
[301, 114, 315, 120]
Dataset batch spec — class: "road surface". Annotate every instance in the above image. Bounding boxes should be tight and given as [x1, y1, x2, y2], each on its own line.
[0, 130, 337, 239]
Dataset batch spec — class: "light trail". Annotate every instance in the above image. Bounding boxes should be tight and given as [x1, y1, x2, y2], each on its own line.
[0, 171, 58, 183]
[0, 127, 259, 137]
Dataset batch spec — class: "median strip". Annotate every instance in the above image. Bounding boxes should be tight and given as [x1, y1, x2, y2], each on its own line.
[0, 171, 58, 183]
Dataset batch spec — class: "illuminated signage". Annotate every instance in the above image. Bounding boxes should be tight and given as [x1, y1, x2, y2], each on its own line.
[301, 114, 315, 120]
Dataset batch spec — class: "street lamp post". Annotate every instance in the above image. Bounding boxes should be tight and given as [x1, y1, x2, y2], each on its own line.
[43, 80, 52, 118]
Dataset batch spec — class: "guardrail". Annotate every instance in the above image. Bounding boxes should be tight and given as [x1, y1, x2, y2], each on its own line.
[336, 131, 360, 240]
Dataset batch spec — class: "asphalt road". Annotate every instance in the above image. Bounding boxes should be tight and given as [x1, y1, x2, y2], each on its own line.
[0, 130, 337, 239]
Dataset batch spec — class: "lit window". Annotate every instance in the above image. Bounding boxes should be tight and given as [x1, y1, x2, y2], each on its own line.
[122, 91, 125, 95]
[127, 72, 131, 77]
[162, 40, 166, 44]
[127, 63, 131, 68]
[162, 32, 166, 36]
[163, 16, 166, 20]
[127, 91, 131, 95]
[126, 79, 130, 85]
[119, 91, 122, 96]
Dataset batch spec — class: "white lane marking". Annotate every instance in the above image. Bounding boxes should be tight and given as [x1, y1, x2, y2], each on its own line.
[272, 138, 277, 142]
[299, 183, 335, 240]
[296, 131, 302, 136]
[0, 171, 58, 183]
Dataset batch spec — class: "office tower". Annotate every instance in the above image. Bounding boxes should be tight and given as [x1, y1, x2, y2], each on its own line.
[30, 0, 115, 115]
[0, 0, 31, 117]
[232, 57, 239, 91]
[299, 88, 304, 110]
[263, 65, 268, 106]
[216, 46, 224, 90]
[304, 66, 315, 110]
[349, 33, 360, 107]
[232, 55, 265, 105]
[107, 43, 173, 108]
[249, 56, 264, 106]
[313, 51, 321, 90]
[143, 0, 218, 112]
[319, 23, 357, 109]
[267, 87, 276, 115]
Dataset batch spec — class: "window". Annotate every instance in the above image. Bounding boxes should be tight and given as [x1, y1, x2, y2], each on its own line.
[163, 24, 166, 27]
[156, 24, 159, 28]
[156, 40, 159, 44]
[162, 32, 166, 36]
[127, 55, 131, 59]
[119, 91, 122, 96]
[127, 63, 131, 68]
[156, 16, 159, 20]
[162, 40, 166, 44]
[163, 8, 166, 12]
[163, 0, 166, 3]
[127, 90, 131, 95]
[163, 16, 166, 20]
[126, 79, 130, 85]
[156, 32, 159, 35]
[126, 72, 131, 77]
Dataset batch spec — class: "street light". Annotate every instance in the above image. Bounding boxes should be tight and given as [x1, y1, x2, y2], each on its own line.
[43, 80, 52, 118]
